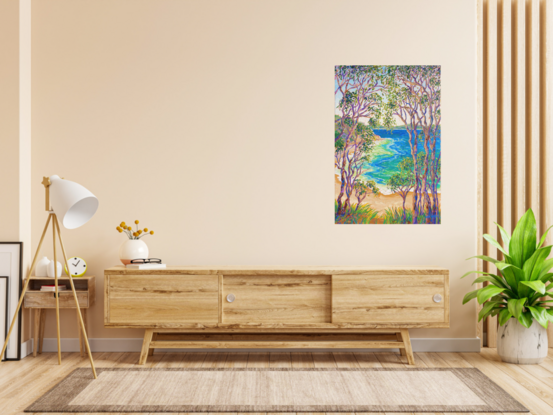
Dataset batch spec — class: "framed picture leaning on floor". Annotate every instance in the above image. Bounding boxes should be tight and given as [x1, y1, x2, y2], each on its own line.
[0, 242, 23, 361]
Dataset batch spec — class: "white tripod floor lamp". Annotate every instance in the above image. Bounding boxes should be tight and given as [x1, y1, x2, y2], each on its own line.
[0, 175, 99, 378]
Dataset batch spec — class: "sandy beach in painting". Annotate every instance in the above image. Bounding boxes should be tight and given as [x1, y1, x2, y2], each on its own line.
[335, 176, 441, 215]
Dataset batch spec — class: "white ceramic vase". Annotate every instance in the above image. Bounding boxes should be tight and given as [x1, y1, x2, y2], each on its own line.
[119, 239, 149, 265]
[46, 260, 62, 278]
[36, 256, 50, 277]
[497, 318, 548, 364]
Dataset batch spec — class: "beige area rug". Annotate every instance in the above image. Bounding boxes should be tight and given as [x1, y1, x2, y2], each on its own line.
[26, 367, 528, 413]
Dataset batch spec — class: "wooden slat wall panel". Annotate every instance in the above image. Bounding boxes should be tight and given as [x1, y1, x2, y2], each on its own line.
[479, 0, 552, 346]
[485, 0, 499, 348]
[544, 0, 553, 344]
[477, 0, 485, 347]
[529, 0, 541, 229]
[515, 0, 527, 225]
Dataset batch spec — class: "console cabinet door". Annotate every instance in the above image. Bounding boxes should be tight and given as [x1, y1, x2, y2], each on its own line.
[222, 275, 331, 324]
[106, 274, 219, 325]
[332, 274, 447, 325]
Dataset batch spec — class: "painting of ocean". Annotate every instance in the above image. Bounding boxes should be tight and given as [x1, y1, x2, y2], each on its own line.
[335, 65, 441, 224]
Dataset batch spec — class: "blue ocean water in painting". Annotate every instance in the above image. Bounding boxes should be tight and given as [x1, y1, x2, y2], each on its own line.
[363, 128, 441, 190]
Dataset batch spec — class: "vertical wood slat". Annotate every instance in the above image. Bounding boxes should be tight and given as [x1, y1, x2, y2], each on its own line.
[500, 0, 512, 238]
[544, 0, 553, 344]
[479, 0, 551, 346]
[477, 0, 485, 348]
[515, 0, 526, 224]
[529, 0, 541, 231]
[485, 0, 499, 348]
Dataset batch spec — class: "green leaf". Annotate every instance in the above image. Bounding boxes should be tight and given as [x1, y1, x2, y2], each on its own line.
[508, 298, 527, 320]
[539, 272, 553, 284]
[467, 255, 500, 264]
[546, 309, 553, 322]
[495, 222, 511, 248]
[538, 258, 553, 280]
[477, 285, 506, 305]
[518, 311, 534, 328]
[478, 301, 502, 322]
[523, 246, 552, 281]
[538, 224, 553, 248]
[509, 209, 537, 268]
[461, 270, 492, 279]
[472, 275, 507, 288]
[520, 280, 546, 295]
[462, 289, 480, 305]
[534, 300, 553, 307]
[484, 234, 510, 258]
[495, 262, 521, 292]
[528, 306, 549, 329]
[498, 308, 512, 326]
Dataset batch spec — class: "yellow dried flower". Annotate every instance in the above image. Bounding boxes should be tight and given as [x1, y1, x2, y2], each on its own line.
[138, 230, 143, 234]
[144, 228, 148, 232]
[133, 232, 138, 237]
[118, 229, 123, 233]
[150, 231, 154, 235]
[135, 220, 139, 224]
[120, 222, 126, 227]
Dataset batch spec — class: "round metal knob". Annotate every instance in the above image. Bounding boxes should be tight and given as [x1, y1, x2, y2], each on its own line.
[226, 293, 236, 303]
[433, 294, 443, 303]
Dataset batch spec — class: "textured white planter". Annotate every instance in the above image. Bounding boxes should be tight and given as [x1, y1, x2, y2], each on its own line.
[119, 239, 149, 265]
[497, 318, 548, 364]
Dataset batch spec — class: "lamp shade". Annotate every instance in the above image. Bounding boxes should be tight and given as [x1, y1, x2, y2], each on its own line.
[49, 175, 99, 229]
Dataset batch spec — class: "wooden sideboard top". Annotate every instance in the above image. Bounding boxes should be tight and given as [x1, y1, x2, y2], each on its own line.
[104, 265, 448, 276]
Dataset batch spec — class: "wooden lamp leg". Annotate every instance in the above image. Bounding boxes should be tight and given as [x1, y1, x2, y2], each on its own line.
[0, 214, 52, 361]
[54, 217, 97, 379]
[52, 215, 62, 365]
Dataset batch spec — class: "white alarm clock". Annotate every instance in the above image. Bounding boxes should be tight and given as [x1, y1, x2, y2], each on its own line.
[64, 256, 87, 277]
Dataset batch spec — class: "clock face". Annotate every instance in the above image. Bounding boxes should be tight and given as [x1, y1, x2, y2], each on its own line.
[65, 256, 87, 277]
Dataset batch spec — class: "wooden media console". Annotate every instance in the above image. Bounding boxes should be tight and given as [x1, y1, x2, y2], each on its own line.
[104, 266, 449, 365]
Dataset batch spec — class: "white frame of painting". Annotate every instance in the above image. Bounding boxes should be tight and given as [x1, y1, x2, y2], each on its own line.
[0, 242, 23, 361]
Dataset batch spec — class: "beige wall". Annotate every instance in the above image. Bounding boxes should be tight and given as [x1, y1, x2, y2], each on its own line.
[31, 0, 477, 341]
[0, 0, 21, 240]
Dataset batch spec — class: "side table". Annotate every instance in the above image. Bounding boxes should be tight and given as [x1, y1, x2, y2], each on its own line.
[23, 276, 95, 357]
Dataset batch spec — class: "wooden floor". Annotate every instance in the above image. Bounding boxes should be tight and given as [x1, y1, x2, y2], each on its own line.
[1, 350, 553, 414]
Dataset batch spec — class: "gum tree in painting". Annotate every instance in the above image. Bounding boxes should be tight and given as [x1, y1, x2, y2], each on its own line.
[387, 66, 441, 224]
[335, 65, 441, 225]
[387, 158, 414, 224]
[334, 66, 393, 218]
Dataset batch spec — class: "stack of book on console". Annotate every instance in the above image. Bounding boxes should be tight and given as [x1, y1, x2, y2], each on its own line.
[126, 261, 167, 270]
[40, 285, 68, 292]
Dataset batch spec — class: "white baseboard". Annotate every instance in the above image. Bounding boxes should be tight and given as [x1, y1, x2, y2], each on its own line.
[21, 339, 33, 358]
[32, 337, 481, 353]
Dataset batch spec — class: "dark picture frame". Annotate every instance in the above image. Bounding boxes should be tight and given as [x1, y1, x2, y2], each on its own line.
[0, 242, 23, 361]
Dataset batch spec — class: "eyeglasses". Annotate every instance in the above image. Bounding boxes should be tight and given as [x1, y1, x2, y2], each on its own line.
[130, 258, 162, 264]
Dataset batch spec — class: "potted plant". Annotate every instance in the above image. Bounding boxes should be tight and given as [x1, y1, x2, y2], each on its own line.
[462, 209, 553, 364]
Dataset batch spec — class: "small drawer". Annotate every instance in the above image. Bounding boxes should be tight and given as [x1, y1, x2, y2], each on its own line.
[24, 291, 89, 309]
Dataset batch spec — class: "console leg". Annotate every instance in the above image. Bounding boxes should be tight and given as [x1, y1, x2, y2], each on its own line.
[139, 329, 154, 365]
[148, 333, 157, 356]
[396, 332, 407, 356]
[400, 329, 415, 365]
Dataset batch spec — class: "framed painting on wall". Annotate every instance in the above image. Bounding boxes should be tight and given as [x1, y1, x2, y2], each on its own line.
[0, 242, 23, 361]
[335, 65, 441, 225]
